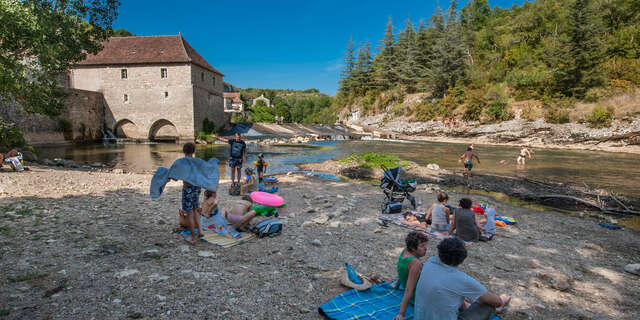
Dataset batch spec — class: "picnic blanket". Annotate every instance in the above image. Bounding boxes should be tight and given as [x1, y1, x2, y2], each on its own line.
[181, 229, 256, 248]
[318, 282, 414, 320]
[150, 156, 220, 199]
[377, 215, 447, 240]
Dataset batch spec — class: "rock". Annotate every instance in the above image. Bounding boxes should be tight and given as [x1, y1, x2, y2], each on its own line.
[148, 273, 169, 282]
[116, 269, 140, 278]
[624, 264, 640, 276]
[325, 212, 337, 219]
[338, 207, 349, 214]
[195, 139, 208, 145]
[112, 299, 122, 304]
[198, 251, 215, 258]
[311, 239, 322, 246]
[90, 162, 102, 167]
[329, 221, 341, 228]
[536, 272, 571, 291]
[156, 295, 167, 301]
[127, 310, 143, 319]
[55, 159, 78, 168]
[301, 221, 312, 228]
[427, 163, 440, 170]
[142, 249, 162, 259]
[323, 203, 333, 209]
[312, 215, 329, 225]
[42, 158, 55, 166]
[179, 245, 190, 253]
[20, 150, 38, 161]
[112, 168, 124, 174]
[45, 239, 57, 244]
[305, 207, 316, 213]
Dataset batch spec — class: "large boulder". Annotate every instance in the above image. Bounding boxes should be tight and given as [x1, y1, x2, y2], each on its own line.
[19, 149, 38, 161]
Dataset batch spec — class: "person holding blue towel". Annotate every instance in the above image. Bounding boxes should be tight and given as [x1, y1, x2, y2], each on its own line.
[180, 143, 203, 244]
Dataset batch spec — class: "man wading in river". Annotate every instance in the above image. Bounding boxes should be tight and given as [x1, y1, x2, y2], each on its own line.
[459, 147, 480, 186]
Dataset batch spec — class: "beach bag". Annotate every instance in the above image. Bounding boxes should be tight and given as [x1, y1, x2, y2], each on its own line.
[229, 183, 241, 196]
[251, 218, 282, 238]
[230, 141, 245, 158]
[385, 202, 403, 214]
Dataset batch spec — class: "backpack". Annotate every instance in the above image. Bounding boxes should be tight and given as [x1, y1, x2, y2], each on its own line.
[251, 218, 282, 238]
[229, 183, 241, 196]
[230, 141, 245, 158]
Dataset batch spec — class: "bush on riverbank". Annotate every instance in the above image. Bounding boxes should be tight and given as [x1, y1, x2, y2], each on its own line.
[0, 117, 25, 151]
[338, 152, 406, 169]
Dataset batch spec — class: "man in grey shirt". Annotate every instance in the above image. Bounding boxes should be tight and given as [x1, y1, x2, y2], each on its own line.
[414, 238, 511, 320]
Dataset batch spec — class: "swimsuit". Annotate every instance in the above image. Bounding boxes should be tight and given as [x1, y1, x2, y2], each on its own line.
[464, 160, 473, 170]
[181, 185, 201, 211]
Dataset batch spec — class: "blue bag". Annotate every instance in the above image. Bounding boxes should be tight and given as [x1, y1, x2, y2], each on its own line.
[251, 218, 282, 238]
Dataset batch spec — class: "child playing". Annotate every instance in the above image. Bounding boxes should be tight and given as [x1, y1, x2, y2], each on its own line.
[240, 168, 256, 194]
[180, 143, 203, 244]
[401, 211, 428, 229]
[425, 192, 451, 233]
[254, 153, 268, 180]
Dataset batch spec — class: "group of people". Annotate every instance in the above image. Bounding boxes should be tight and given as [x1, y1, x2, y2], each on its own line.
[177, 136, 269, 244]
[0, 149, 25, 172]
[458, 144, 533, 185]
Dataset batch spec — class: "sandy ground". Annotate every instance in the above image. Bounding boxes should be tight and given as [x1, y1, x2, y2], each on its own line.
[1, 167, 639, 319]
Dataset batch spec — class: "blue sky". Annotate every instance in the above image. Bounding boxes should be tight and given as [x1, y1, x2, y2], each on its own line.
[114, 0, 525, 95]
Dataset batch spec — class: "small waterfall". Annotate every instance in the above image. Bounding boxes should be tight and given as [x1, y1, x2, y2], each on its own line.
[103, 129, 117, 143]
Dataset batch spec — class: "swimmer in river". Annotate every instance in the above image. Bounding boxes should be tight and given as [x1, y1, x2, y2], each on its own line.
[458, 147, 480, 185]
[517, 146, 532, 165]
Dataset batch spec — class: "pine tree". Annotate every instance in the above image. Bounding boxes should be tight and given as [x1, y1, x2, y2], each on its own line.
[352, 40, 374, 94]
[374, 17, 397, 89]
[427, 2, 467, 97]
[395, 18, 422, 91]
[339, 35, 356, 94]
[553, 0, 603, 98]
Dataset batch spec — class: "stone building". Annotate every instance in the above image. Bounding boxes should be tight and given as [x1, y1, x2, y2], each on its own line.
[251, 94, 272, 107]
[70, 35, 229, 141]
[223, 91, 244, 112]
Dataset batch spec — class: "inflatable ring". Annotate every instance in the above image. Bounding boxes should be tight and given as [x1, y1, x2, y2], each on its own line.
[250, 191, 285, 207]
[264, 176, 278, 183]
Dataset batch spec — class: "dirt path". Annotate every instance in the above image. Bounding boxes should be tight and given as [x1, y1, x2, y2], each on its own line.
[0, 167, 639, 319]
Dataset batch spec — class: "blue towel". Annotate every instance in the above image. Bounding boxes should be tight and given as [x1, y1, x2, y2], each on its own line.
[258, 182, 278, 193]
[319, 282, 414, 320]
[150, 157, 220, 199]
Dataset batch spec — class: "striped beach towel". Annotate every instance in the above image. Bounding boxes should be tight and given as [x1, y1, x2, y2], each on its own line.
[318, 282, 413, 320]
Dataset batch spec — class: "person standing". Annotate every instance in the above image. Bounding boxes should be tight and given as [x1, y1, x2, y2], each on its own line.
[458, 147, 480, 185]
[212, 133, 247, 186]
[516, 146, 532, 166]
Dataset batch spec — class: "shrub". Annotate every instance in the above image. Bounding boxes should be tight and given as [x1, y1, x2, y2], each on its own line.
[586, 105, 614, 128]
[484, 98, 511, 122]
[0, 118, 25, 150]
[195, 131, 212, 141]
[202, 118, 216, 134]
[544, 107, 570, 124]
[463, 89, 486, 121]
[414, 102, 442, 121]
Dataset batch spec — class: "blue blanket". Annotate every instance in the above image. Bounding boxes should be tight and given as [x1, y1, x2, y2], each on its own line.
[150, 157, 220, 199]
[318, 282, 414, 320]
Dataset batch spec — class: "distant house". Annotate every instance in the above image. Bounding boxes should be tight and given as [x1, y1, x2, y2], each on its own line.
[70, 34, 229, 141]
[252, 94, 272, 107]
[223, 91, 244, 112]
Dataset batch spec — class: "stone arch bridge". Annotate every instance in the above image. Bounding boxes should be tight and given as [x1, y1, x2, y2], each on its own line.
[112, 117, 183, 142]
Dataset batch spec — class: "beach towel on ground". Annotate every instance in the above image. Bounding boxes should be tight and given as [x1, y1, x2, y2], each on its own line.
[150, 157, 220, 198]
[378, 215, 447, 240]
[318, 282, 414, 320]
[181, 229, 255, 247]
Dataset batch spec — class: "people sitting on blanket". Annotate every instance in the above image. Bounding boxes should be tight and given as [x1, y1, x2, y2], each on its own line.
[0, 149, 24, 172]
[240, 168, 256, 194]
[179, 143, 203, 245]
[425, 192, 451, 233]
[217, 195, 259, 231]
[448, 198, 483, 242]
[393, 231, 429, 320]
[401, 211, 427, 228]
[414, 238, 511, 320]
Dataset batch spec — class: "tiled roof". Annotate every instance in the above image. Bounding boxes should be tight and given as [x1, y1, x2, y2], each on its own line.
[75, 35, 223, 76]
[223, 91, 243, 103]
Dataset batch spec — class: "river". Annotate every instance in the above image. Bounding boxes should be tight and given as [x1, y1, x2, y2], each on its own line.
[37, 140, 640, 196]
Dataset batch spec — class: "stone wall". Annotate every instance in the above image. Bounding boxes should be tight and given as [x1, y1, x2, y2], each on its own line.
[0, 88, 105, 145]
[190, 64, 228, 132]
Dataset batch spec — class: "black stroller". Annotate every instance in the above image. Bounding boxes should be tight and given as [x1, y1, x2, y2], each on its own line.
[380, 165, 417, 213]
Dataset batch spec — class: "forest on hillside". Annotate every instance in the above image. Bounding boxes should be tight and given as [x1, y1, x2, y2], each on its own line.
[337, 0, 640, 126]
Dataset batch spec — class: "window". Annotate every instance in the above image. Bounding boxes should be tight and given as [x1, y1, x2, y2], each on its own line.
[161, 68, 167, 78]
[123, 94, 129, 103]
[201, 72, 204, 82]
[164, 91, 168, 98]
[212, 76, 216, 87]
[121, 69, 127, 79]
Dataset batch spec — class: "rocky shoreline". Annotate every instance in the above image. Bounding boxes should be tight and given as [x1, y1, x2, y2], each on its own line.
[1, 167, 639, 319]
[349, 118, 640, 154]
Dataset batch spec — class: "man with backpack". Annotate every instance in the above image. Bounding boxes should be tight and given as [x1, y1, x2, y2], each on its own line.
[212, 133, 247, 187]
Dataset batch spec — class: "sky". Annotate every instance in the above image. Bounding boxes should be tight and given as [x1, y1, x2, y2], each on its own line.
[114, 0, 525, 96]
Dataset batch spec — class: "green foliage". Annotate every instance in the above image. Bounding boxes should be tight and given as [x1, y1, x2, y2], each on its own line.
[0, 117, 25, 150]
[585, 105, 615, 128]
[202, 118, 216, 134]
[544, 106, 571, 124]
[195, 131, 212, 142]
[338, 152, 405, 168]
[485, 98, 510, 122]
[0, 0, 121, 116]
[463, 89, 486, 121]
[112, 28, 134, 37]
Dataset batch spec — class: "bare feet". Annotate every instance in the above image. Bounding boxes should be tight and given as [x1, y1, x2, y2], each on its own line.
[187, 236, 197, 245]
[496, 294, 512, 313]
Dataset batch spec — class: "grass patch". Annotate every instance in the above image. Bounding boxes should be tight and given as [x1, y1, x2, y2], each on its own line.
[0, 225, 10, 236]
[338, 152, 407, 169]
[8, 273, 48, 283]
[0, 309, 10, 317]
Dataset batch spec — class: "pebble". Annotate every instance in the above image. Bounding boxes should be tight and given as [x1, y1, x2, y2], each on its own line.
[311, 239, 322, 246]
[301, 221, 312, 228]
[624, 263, 640, 276]
[179, 245, 190, 253]
[305, 207, 316, 213]
[148, 273, 169, 282]
[198, 251, 215, 258]
[115, 269, 140, 278]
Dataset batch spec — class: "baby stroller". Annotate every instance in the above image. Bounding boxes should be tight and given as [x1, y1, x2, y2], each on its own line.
[380, 165, 417, 213]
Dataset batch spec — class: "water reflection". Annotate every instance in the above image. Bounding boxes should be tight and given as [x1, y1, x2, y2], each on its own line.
[37, 140, 640, 196]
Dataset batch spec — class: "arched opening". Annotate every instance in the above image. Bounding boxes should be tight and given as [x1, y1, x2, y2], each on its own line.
[113, 119, 139, 139]
[149, 119, 179, 142]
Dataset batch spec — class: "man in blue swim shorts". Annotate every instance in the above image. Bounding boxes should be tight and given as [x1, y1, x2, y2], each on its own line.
[458, 147, 480, 185]
[179, 143, 203, 244]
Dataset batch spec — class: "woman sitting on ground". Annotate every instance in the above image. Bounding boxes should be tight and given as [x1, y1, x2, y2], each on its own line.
[425, 192, 451, 233]
[448, 198, 483, 242]
[393, 231, 429, 320]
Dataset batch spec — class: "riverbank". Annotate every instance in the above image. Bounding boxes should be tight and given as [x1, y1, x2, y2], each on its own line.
[348, 118, 640, 155]
[1, 167, 639, 319]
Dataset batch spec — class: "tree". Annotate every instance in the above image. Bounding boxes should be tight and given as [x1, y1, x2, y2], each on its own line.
[374, 17, 397, 89]
[0, 0, 121, 116]
[339, 35, 356, 94]
[351, 40, 374, 95]
[427, 2, 467, 97]
[112, 28, 135, 37]
[395, 18, 422, 91]
[553, 0, 603, 98]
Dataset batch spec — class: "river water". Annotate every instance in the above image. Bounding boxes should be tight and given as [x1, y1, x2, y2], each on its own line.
[37, 140, 640, 196]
